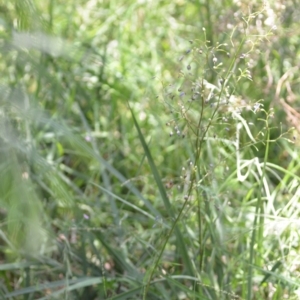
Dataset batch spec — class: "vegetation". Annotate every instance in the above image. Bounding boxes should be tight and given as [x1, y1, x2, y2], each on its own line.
[1, 0, 300, 299]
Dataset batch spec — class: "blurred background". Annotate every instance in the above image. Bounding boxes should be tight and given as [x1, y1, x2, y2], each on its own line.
[0, 0, 300, 299]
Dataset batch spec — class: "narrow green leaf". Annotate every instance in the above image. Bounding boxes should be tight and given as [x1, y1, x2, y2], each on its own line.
[4, 277, 103, 298]
[129, 106, 194, 275]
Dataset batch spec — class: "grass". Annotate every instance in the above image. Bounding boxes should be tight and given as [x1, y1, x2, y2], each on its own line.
[1, 0, 300, 299]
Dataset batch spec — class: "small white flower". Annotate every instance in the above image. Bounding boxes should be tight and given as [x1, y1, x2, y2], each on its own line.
[253, 103, 262, 113]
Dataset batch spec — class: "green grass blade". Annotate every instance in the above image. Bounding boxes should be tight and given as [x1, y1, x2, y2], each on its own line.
[4, 277, 103, 299]
[129, 106, 194, 277]
[93, 229, 140, 278]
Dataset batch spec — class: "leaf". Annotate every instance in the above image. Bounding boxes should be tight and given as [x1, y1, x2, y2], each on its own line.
[129, 105, 194, 275]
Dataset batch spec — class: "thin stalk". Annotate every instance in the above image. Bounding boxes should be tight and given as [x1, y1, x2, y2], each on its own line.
[204, 0, 214, 47]
[142, 191, 193, 299]
[247, 118, 270, 300]
[48, 0, 54, 30]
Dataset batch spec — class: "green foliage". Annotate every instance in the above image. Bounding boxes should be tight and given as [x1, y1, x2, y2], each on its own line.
[1, 0, 300, 299]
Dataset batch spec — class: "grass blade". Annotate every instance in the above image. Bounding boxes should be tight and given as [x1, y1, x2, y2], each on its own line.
[129, 106, 194, 280]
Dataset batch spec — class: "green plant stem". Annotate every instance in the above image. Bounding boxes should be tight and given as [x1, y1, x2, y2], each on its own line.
[247, 119, 270, 300]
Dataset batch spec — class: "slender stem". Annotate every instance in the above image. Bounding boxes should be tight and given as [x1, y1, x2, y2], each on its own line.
[247, 116, 270, 300]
